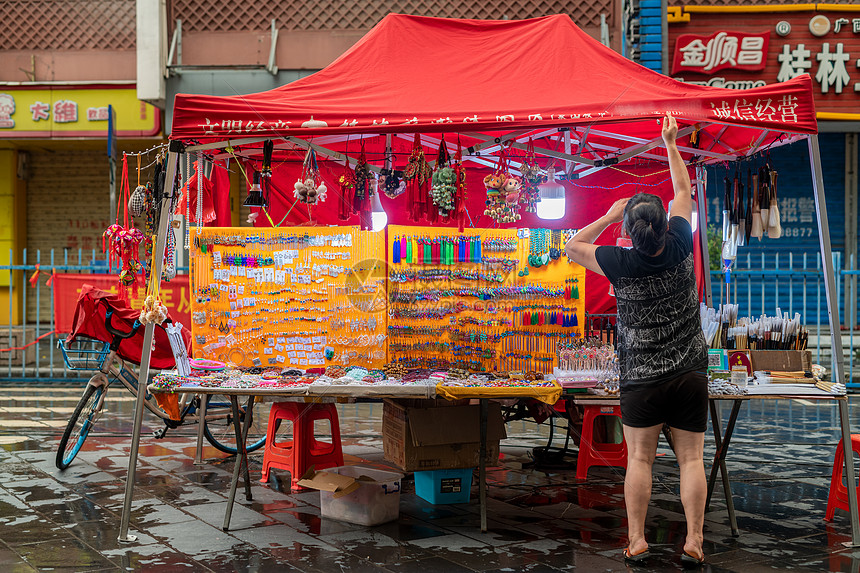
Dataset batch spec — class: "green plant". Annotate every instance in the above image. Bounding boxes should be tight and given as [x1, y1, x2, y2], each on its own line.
[706, 224, 722, 271]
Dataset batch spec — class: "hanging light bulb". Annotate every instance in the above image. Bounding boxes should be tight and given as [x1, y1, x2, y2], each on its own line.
[369, 175, 388, 231]
[536, 171, 565, 220]
[243, 171, 267, 207]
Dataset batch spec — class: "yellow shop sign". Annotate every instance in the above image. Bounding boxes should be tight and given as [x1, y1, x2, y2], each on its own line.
[0, 84, 161, 138]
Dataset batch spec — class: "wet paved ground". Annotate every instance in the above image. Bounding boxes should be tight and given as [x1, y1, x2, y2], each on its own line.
[1, 385, 860, 572]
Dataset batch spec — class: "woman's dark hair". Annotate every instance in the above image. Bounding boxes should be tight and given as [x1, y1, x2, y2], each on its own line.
[623, 193, 668, 257]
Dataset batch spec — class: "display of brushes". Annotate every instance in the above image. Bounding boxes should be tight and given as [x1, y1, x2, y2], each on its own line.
[700, 305, 808, 351]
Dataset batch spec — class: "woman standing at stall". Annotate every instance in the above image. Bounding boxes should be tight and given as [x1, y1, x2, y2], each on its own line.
[565, 114, 708, 567]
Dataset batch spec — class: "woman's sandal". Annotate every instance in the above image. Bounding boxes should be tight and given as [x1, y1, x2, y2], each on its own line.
[623, 547, 650, 563]
[680, 550, 705, 568]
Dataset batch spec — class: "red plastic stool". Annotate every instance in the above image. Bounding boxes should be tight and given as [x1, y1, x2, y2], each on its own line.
[825, 435, 860, 521]
[576, 403, 627, 480]
[261, 401, 344, 489]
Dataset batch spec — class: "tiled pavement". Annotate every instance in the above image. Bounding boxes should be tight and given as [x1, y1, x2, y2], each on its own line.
[0, 384, 859, 571]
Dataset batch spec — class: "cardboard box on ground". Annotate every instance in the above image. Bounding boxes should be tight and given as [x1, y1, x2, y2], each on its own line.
[382, 398, 507, 472]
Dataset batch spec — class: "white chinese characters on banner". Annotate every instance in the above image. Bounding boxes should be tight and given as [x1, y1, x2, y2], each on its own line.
[779, 42, 858, 94]
[709, 95, 797, 123]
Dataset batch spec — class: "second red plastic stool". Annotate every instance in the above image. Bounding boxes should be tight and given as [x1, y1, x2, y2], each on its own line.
[261, 401, 344, 489]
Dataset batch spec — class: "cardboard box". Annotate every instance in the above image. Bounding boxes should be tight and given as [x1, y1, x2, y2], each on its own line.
[749, 350, 812, 373]
[298, 465, 404, 526]
[382, 399, 507, 472]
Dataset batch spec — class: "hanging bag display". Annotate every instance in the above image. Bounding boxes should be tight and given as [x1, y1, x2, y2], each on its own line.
[129, 155, 146, 217]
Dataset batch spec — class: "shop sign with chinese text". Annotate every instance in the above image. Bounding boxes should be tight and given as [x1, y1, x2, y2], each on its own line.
[668, 10, 860, 117]
[0, 85, 161, 138]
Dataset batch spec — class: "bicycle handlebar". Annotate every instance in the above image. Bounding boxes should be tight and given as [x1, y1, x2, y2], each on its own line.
[105, 310, 142, 340]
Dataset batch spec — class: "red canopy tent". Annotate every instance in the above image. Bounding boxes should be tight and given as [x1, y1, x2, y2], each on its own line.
[120, 14, 857, 544]
[171, 14, 816, 142]
[168, 13, 819, 319]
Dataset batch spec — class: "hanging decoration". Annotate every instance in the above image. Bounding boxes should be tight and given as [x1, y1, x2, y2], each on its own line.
[354, 144, 372, 230]
[175, 157, 216, 224]
[336, 154, 356, 221]
[519, 138, 546, 213]
[453, 139, 468, 233]
[429, 137, 456, 218]
[139, 250, 169, 326]
[403, 133, 433, 222]
[293, 146, 328, 205]
[129, 155, 146, 217]
[483, 150, 521, 223]
[103, 153, 145, 299]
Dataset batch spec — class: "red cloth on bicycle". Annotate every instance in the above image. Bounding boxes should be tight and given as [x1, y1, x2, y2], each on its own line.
[67, 284, 190, 370]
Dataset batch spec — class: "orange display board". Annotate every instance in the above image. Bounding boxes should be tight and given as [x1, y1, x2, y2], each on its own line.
[387, 225, 585, 374]
[189, 227, 386, 369]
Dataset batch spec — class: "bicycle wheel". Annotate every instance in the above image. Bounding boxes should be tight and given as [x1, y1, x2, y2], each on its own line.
[202, 395, 267, 455]
[56, 384, 104, 470]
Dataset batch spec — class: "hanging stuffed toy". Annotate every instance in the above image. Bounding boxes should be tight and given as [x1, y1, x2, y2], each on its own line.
[403, 133, 433, 222]
[483, 151, 521, 223]
[429, 137, 456, 218]
[294, 147, 327, 205]
[103, 154, 145, 300]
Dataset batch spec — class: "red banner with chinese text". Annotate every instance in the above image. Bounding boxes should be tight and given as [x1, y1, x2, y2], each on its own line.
[53, 274, 191, 333]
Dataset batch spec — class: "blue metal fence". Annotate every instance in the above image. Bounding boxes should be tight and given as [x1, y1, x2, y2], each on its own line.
[1, 248, 858, 383]
[0, 248, 187, 382]
[711, 250, 859, 385]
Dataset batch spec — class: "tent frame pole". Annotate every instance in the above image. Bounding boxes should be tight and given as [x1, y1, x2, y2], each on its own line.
[695, 165, 712, 307]
[808, 134, 858, 546]
[117, 145, 181, 543]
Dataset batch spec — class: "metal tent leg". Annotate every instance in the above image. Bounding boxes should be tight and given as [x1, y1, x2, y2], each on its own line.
[118, 147, 180, 543]
[808, 135, 859, 546]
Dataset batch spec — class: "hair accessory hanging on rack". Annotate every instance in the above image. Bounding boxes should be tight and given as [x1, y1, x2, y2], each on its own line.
[103, 153, 145, 300]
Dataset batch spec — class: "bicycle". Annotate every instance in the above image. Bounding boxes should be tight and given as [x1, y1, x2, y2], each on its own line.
[56, 308, 267, 470]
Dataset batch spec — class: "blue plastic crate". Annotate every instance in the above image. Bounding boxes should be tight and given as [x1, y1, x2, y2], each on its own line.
[414, 468, 473, 504]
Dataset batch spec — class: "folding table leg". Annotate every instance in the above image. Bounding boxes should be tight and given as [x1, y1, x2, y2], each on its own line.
[223, 395, 252, 531]
[479, 398, 488, 533]
[241, 396, 254, 502]
[706, 399, 741, 537]
[194, 395, 208, 465]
